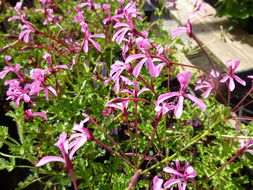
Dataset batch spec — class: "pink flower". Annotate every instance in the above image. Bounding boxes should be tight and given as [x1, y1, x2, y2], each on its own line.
[125, 37, 165, 78]
[68, 118, 92, 159]
[8, 3, 36, 41]
[220, 60, 246, 91]
[43, 53, 68, 71]
[36, 133, 71, 167]
[171, 19, 192, 39]
[105, 98, 129, 114]
[102, 4, 123, 25]
[104, 60, 132, 93]
[24, 109, 48, 120]
[239, 138, 253, 154]
[163, 160, 197, 190]
[5, 80, 31, 107]
[195, 70, 220, 98]
[156, 71, 206, 118]
[19, 25, 35, 43]
[0, 56, 22, 79]
[112, 22, 132, 44]
[29, 68, 58, 100]
[81, 22, 105, 53]
[155, 102, 175, 117]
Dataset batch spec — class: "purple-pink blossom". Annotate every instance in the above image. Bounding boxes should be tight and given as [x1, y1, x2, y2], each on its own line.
[36, 126, 91, 168]
[220, 60, 246, 91]
[171, 19, 192, 39]
[81, 22, 105, 53]
[156, 71, 206, 118]
[195, 70, 220, 98]
[0, 55, 22, 80]
[5, 80, 31, 107]
[163, 160, 197, 190]
[68, 118, 93, 159]
[239, 138, 253, 154]
[36, 133, 71, 167]
[125, 37, 165, 78]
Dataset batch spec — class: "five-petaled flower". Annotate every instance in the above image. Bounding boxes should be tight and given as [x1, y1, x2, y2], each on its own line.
[195, 70, 220, 98]
[220, 60, 246, 91]
[163, 160, 197, 190]
[156, 70, 206, 118]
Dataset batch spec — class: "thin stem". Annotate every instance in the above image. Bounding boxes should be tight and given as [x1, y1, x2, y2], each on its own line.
[0, 152, 20, 158]
[234, 99, 253, 113]
[191, 33, 216, 72]
[234, 116, 253, 121]
[93, 138, 135, 169]
[134, 101, 139, 167]
[138, 117, 160, 169]
[232, 86, 253, 112]
[68, 167, 78, 190]
[36, 31, 73, 53]
[88, 117, 132, 163]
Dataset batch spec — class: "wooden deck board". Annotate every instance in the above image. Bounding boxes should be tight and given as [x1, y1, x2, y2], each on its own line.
[165, 0, 253, 72]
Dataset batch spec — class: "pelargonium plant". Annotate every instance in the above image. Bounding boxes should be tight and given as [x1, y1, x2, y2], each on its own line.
[0, 0, 253, 189]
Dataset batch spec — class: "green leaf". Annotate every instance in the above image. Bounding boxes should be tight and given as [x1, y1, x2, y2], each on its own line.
[0, 157, 15, 172]
[0, 126, 9, 139]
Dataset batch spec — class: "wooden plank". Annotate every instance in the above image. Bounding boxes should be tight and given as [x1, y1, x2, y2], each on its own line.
[165, 0, 253, 72]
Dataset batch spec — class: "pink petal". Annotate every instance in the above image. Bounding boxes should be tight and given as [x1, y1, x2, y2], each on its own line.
[177, 71, 192, 87]
[89, 39, 101, 52]
[32, 112, 48, 120]
[202, 87, 212, 98]
[0, 70, 10, 79]
[163, 167, 183, 177]
[233, 75, 246, 86]
[229, 77, 235, 91]
[116, 28, 130, 44]
[164, 178, 183, 188]
[157, 92, 180, 104]
[220, 75, 229, 83]
[174, 95, 184, 118]
[186, 94, 206, 111]
[69, 137, 87, 159]
[125, 54, 146, 63]
[171, 27, 187, 39]
[114, 78, 120, 93]
[36, 156, 65, 167]
[146, 58, 158, 77]
[47, 86, 58, 97]
[90, 34, 105, 38]
[54, 65, 69, 69]
[132, 58, 147, 78]
[137, 87, 149, 97]
[185, 166, 197, 178]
